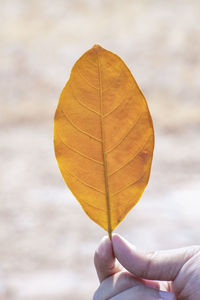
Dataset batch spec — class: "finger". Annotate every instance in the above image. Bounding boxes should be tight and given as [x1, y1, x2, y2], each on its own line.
[94, 236, 121, 282]
[112, 234, 200, 281]
[109, 285, 176, 300]
[94, 272, 166, 300]
[93, 271, 145, 300]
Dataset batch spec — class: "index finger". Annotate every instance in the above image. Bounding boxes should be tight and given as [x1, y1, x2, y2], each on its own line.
[112, 234, 200, 281]
[94, 236, 121, 282]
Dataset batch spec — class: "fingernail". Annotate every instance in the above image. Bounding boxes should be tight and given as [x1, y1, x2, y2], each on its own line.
[96, 236, 110, 257]
[159, 290, 175, 300]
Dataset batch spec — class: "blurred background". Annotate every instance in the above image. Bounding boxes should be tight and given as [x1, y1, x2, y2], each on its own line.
[0, 0, 200, 299]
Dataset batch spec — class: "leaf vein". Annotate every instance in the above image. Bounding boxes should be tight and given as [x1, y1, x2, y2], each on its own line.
[75, 194, 106, 212]
[102, 64, 125, 93]
[70, 83, 101, 116]
[105, 111, 144, 153]
[76, 65, 99, 90]
[108, 134, 153, 176]
[96, 47, 112, 237]
[61, 167, 105, 194]
[85, 53, 98, 67]
[103, 86, 132, 118]
[56, 133, 103, 165]
[60, 108, 101, 142]
[111, 172, 146, 197]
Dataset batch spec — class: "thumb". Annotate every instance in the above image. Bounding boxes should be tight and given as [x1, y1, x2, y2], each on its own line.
[94, 236, 121, 282]
[112, 234, 200, 281]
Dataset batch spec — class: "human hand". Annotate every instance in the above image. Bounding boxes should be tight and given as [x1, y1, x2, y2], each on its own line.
[93, 234, 200, 300]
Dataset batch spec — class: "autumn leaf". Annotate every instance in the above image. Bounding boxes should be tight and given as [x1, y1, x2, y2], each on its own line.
[54, 45, 154, 238]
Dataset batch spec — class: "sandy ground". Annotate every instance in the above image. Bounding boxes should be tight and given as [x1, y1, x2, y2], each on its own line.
[0, 0, 200, 299]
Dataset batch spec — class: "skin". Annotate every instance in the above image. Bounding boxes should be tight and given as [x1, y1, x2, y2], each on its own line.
[93, 234, 200, 300]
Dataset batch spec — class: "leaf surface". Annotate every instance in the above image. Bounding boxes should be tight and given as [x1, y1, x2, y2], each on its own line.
[54, 45, 154, 237]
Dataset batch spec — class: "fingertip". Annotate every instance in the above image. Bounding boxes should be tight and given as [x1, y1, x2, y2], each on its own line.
[111, 233, 125, 249]
[111, 233, 121, 242]
[112, 234, 136, 254]
[96, 235, 112, 257]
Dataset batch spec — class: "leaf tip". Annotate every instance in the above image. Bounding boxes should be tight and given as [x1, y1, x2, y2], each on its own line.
[92, 44, 102, 51]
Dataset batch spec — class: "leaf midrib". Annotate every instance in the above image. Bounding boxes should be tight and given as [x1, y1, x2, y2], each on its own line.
[96, 49, 112, 239]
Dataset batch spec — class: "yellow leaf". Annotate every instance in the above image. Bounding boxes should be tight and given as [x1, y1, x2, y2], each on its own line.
[54, 45, 154, 238]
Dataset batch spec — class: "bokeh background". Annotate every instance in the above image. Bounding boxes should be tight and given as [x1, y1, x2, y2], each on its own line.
[0, 0, 200, 299]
